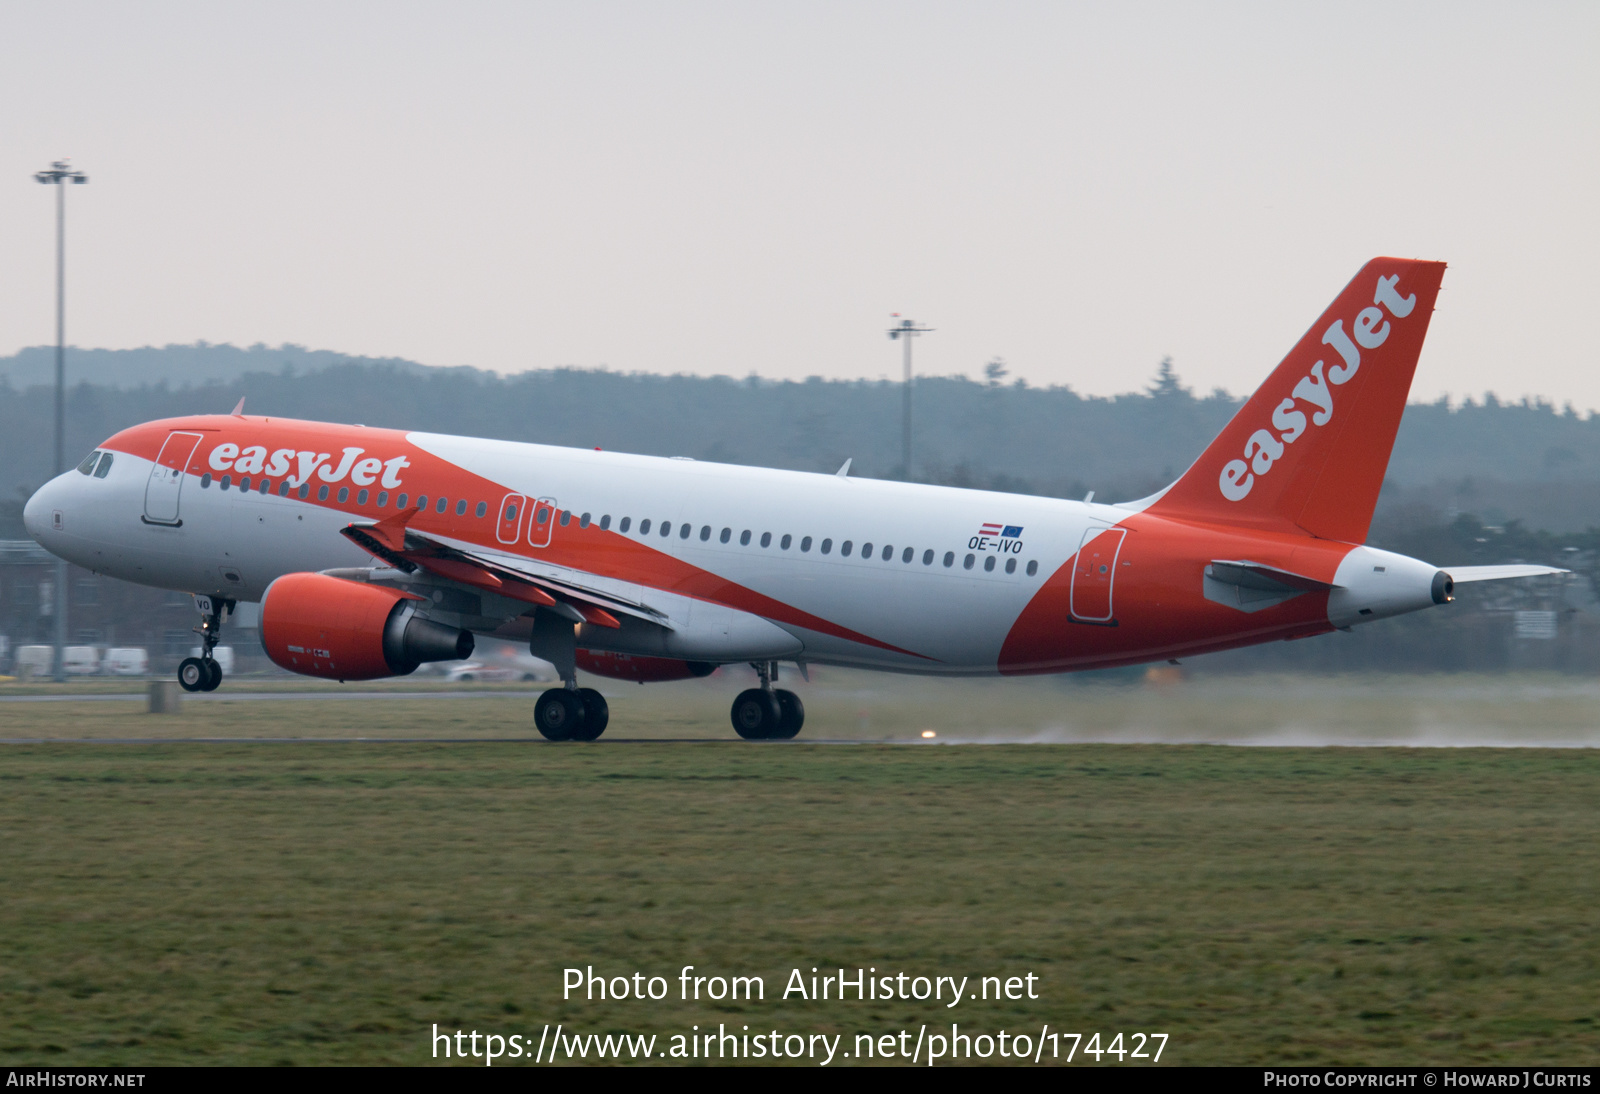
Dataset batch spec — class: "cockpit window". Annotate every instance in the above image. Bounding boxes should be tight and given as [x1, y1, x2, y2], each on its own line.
[93, 452, 113, 478]
[77, 451, 101, 475]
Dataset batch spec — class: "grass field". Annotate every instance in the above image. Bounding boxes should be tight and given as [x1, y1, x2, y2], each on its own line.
[1, 674, 1598, 1066]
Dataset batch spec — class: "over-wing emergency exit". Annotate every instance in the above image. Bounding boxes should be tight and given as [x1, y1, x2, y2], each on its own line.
[24, 258, 1564, 739]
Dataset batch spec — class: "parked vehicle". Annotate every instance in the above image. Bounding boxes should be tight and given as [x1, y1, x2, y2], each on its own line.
[63, 646, 101, 675]
[104, 648, 151, 676]
[15, 646, 53, 677]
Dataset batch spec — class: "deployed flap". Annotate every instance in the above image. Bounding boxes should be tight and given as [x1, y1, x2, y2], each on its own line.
[1444, 564, 1568, 583]
[340, 520, 660, 630]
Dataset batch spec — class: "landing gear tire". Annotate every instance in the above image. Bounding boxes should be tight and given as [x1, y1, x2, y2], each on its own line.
[535, 688, 587, 741]
[177, 657, 208, 693]
[731, 688, 782, 740]
[571, 689, 609, 741]
[200, 658, 223, 692]
[772, 689, 804, 739]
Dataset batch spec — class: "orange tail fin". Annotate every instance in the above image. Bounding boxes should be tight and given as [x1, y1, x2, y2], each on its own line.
[1146, 257, 1446, 543]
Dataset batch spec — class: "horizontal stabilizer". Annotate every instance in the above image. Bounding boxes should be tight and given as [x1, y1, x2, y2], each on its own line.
[1207, 560, 1337, 593]
[1444, 564, 1568, 583]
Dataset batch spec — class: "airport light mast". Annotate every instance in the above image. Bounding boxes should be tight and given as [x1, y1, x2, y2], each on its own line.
[35, 159, 87, 683]
[887, 316, 933, 480]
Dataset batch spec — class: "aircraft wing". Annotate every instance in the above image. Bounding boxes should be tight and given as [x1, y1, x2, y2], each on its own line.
[338, 508, 669, 631]
[1443, 564, 1569, 583]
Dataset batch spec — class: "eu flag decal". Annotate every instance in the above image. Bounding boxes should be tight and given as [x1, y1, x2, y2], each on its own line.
[1001, 525, 1023, 538]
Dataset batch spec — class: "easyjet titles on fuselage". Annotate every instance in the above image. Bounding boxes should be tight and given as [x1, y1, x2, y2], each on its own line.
[207, 443, 411, 490]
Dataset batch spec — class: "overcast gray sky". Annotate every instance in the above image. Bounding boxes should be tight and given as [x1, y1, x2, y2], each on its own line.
[2, 2, 1596, 406]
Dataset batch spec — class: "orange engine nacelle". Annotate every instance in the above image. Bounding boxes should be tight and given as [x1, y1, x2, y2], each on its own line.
[576, 649, 716, 683]
[259, 572, 475, 681]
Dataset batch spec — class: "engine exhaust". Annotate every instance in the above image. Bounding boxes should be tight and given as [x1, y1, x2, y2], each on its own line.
[384, 604, 475, 673]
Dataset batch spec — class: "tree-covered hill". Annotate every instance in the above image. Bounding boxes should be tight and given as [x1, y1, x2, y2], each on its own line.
[5, 344, 1600, 534]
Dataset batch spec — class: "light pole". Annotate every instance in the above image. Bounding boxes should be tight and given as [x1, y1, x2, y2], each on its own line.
[887, 316, 933, 480]
[35, 159, 87, 683]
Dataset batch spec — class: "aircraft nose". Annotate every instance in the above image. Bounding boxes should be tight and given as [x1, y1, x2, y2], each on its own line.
[23, 477, 63, 544]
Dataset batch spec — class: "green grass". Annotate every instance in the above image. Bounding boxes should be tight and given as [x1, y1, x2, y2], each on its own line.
[0, 739, 1597, 1065]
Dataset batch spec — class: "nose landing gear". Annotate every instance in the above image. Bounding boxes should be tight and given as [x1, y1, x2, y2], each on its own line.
[177, 594, 230, 693]
[731, 662, 804, 740]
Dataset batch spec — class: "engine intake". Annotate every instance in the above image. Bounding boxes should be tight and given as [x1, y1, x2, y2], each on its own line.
[260, 572, 474, 680]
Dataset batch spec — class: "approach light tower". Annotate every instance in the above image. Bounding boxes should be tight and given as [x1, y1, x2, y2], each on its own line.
[35, 159, 88, 683]
[887, 316, 933, 480]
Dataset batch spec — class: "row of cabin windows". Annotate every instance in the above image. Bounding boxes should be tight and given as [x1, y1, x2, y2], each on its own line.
[199, 472, 491, 518]
[591, 514, 1040, 577]
[190, 475, 1040, 578]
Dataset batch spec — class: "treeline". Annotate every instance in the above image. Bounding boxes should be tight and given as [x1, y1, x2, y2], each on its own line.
[7, 349, 1600, 533]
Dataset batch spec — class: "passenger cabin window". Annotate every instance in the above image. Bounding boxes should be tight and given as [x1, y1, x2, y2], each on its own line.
[280, 482, 292, 497]
[1005, 558, 1017, 574]
[640, 519, 651, 535]
[944, 552, 955, 567]
[600, 515, 612, 530]
[239, 477, 251, 492]
[1026, 560, 1038, 576]
[780, 534, 791, 550]
[882, 545, 893, 561]
[395, 492, 407, 508]
[622, 517, 633, 533]
[580, 513, 591, 528]
[457, 499, 468, 516]
[963, 554, 975, 569]
[821, 539, 832, 554]
[801, 536, 812, 552]
[902, 547, 913, 563]
[740, 530, 751, 546]
[700, 525, 711, 541]
[660, 521, 672, 537]
[679, 524, 691, 539]
[300, 484, 312, 499]
[475, 500, 486, 517]
[339, 487, 350, 503]
[922, 549, 933, 565]
[358, 489, 369, 505]
[760, 532, 772, 548]
[984, 556, 996, 572]
[720, 527, 731, 543]
[436, 497, 448, 514]
[560, 510, 571, 526]
[201, 473, 213, 488]
[862, 542, 873, 557]
[841, 541, 853, 557]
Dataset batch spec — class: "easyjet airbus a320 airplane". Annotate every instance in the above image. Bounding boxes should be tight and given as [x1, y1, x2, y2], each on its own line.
[24, 258, 1560, 739]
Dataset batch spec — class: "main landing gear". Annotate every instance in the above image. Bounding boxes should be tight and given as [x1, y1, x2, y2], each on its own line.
[535, 686, 610, 742]
[177, 594, 230, 693]
[731, 661, 804, 740]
